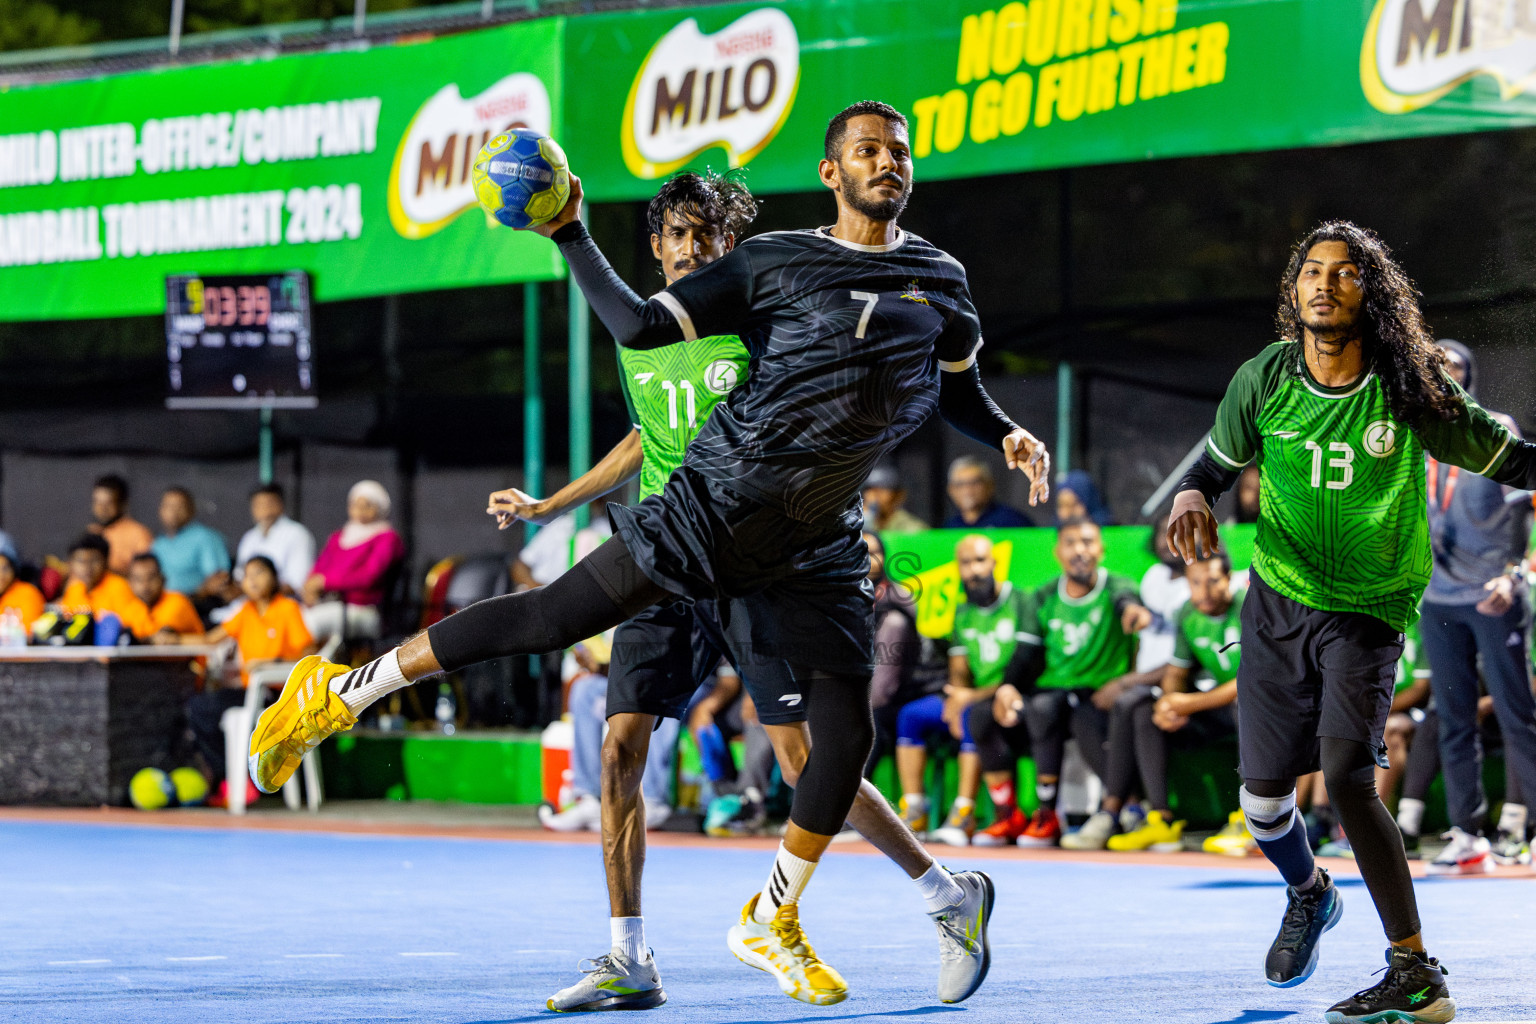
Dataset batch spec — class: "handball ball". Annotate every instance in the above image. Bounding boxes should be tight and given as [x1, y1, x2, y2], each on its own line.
[129, 767, 176, 810]
[170, 767, 209, 807]
[472, 128, 570, 229]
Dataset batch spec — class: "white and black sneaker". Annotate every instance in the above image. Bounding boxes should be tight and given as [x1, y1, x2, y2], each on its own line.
[546, 949, 667, 1012]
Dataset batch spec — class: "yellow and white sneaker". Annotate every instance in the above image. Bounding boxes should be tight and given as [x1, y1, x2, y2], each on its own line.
[899, 795, 929, 835]
[247, 655, 358, 794]
[727, 894, 847, 1005]
[1106, 810, 1186, 852]
[1204, 810, 1260, 857]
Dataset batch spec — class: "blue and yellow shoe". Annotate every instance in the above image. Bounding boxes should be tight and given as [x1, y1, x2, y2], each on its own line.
[247, 655, 357, 794]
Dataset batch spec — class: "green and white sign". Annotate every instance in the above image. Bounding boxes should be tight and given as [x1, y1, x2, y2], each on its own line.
[0, 18, 565, 322]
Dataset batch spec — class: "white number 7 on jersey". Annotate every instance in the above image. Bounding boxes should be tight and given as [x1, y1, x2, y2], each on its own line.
[850, 291, 878, 339]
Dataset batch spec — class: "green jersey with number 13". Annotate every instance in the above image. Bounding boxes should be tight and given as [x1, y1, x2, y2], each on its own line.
[617, 336, 750, 501]
[1206, 342, 1515, 632]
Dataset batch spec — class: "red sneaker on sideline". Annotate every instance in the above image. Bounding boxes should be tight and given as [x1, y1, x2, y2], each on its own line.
[1016, 808, 1062, 848]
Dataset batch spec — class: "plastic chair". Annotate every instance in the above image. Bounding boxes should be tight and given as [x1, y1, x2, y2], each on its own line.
[220, 635, 344, 815]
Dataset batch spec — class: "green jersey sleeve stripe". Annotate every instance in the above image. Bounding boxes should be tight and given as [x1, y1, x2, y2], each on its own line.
[1017, 632, 1044, 645]
[1477, 432, 1514, 476]
[948, 645, 967, 656]
[1168, 655, 1194, 669]
[1207, 436, 1246, 470]
[653, 292, 697, 342]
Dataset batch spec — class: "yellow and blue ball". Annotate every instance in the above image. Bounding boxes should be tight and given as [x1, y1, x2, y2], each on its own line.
[170, 767, 209, 807]
[472, 128, 570, 229]
[129, 767, 176, 810]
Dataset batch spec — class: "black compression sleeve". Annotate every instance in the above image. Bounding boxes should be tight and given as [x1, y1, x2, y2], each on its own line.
[939, 363, 1019, 450]
[1002, 640, 1044, 693]
[1176, 451, 1242, 509]
[1490, 439, 1536, 489]
[552, 222, 685, 349]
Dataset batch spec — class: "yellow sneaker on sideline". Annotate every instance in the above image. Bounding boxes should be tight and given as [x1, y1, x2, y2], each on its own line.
[1106, 810, 1186, 852]
[726, 894, 847, 1005]
[1204, 810, 1259, 857]
[248, 655, 358, 794]
[899, 796, 929, 835]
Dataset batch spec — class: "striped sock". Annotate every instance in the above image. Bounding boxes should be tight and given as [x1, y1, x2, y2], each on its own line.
[752, 845, 817, 923]
[333, 649, 409, 714]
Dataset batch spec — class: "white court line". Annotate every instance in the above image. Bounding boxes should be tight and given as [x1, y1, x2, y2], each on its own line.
[398, 952, 458, 957]
[166, 956, 227, 962]
[284, 953, 344, 959]
[48, 959, 110, 965]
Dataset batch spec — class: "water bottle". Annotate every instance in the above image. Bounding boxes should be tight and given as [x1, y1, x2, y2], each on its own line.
[434, 682, 457, 736]
[0, 609, 24, 648]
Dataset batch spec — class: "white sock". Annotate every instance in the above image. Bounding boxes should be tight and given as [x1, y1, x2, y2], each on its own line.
[903, 793, 928, 815]
[1397, 797, 1425, 837]
[333, 649, 410, 714]
[611, 916, 646, 962]
[753, 845, 817, 923]
[913, 863, 966, 913]
[1498, 802, 1528, 837]
[952, 796, 975, 812]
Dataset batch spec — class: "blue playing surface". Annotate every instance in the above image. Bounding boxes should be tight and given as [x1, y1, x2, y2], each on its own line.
[1, 821, 1531, 1024]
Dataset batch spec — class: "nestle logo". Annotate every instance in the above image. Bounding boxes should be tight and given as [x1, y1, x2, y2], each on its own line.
[474, 94, 529, 122]
[715, 29, 773, 58]
[489, 160, 553, 183]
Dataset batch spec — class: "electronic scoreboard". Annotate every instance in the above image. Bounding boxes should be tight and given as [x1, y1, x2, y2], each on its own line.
[164, 271, 317, 409]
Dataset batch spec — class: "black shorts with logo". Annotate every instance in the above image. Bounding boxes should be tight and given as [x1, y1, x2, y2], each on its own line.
[1236, 571, 1404, 780]
[607, 464, 876, 684]
[606, 596, 807, 726]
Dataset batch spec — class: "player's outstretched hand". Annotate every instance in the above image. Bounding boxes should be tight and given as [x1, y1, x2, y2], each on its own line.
[1167, 488, 1219, 564]
[487, 487, 557, 529]
[1002, 427, 1050, 506]
[531, 173, 583, 238]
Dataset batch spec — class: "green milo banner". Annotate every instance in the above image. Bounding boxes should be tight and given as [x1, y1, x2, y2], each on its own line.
[0, 19, 565, 322]
[883, 525, 1256, 639]
[7, 0, 1536, 320]
[564, 0, 1536, 200]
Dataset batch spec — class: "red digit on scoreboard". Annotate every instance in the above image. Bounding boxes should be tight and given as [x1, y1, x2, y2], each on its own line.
[220, 286, 238, 327]
[253, 285, 271, 326]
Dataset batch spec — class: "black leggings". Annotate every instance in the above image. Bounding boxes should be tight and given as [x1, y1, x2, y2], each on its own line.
[1249, 736, 1421, 942]
[427, 535, 667, 671]
[790, 672, 877, 835]
[1025, 688, 1108, 780]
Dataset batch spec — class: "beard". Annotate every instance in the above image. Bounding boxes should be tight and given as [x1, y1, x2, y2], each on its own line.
[842, 166, 912, 221]
[962, 578, 997, 606]
[1299, 307, 1361, 349]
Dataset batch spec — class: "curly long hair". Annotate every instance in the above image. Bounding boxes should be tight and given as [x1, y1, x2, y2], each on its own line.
[1276, 220, 1461, 426]
[645, 168, 758, 242]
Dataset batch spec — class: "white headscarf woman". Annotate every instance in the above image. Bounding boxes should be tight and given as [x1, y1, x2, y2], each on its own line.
[339, 480, 393, 548]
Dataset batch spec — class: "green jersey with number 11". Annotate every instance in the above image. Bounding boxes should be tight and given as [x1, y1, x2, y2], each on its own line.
[617, 336, 750, 501]
[1207, 342, 1515, 632]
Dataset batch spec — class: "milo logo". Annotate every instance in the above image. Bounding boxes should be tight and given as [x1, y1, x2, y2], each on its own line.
[621, 8, 800, 179]
[388, 73, 552, 239]
[1363, 0, 1536, 112]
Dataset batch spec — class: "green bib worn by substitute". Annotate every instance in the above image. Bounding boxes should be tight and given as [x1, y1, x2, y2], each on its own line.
[1207, 342, 1515, 632]
[617, 335, 750, 501]
[1022, 568, 1141, 690]
[948, 582, 1033, 689]
[1170, 587, 1247, 685]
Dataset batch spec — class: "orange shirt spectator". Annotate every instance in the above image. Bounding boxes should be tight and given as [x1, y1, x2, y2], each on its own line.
[0, 553, 43, 630]
[89, 474, 154, 574]
[223, 595, 312, 681]
[127, 553, 203, 641]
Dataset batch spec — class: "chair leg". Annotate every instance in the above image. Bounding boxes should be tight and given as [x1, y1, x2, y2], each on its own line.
[302, 750, 323, 812]
[221, 706, 249, 816]
[281, 772, 302, 811]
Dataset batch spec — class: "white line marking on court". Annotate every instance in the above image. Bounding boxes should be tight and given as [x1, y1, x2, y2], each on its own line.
[48, 959, 110, 965]
[166, 956, 227, 962]
[283, 953, 344, 959]
[398, 952, 458, 957]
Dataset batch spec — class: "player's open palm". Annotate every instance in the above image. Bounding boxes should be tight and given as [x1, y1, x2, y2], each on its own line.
[531, 173, 583, 238]
[1168, 488, 1219, 564]
[1002, 427, 1050, 506]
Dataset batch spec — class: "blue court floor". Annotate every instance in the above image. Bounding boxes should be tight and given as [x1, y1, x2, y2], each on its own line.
[0, 820, 1531, 1024]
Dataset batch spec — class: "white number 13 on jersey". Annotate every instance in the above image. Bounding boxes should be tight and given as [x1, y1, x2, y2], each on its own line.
[1304, 440, 1354, 490]
[850, 291, 878, 339]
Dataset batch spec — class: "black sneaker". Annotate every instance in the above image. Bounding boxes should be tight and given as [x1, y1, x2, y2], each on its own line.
[1324, 946, 1455, 1024]
[1265, 867, 1343, 987]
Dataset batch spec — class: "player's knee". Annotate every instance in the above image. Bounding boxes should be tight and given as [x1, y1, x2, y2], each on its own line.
[1320, 738, 1377, 801]
[1239, 785, 1298, 840]
[600, 725, 648, 779]
[1113, 686, 1151, 715]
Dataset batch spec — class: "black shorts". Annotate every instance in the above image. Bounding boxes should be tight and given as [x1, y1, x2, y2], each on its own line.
[606, 597, 807, 726]
[608, 464, 875, 680]
[1236, 571, 1403, 780]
